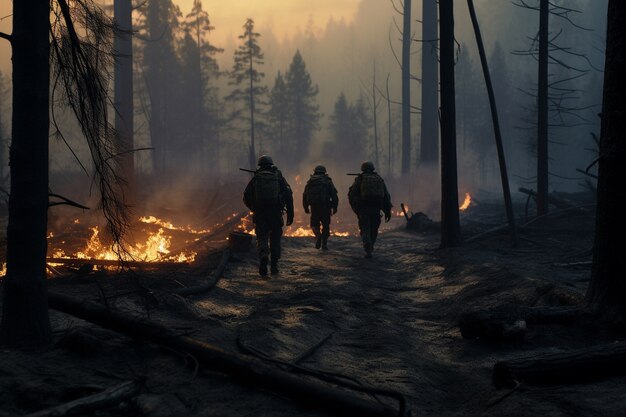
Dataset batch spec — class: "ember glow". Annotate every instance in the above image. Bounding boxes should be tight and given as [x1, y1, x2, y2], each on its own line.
[236, 213, 356, 237]
[459, 193, 472, 211]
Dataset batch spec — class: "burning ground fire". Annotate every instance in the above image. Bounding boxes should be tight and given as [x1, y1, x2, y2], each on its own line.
[50, 225, 196, 263]
[48, 215, 208, 265]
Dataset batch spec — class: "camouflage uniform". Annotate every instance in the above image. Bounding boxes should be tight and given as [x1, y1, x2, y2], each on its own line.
[303, 168, 339, 249]
[243, 159, 294, 275]
[348, 163, 392, 257]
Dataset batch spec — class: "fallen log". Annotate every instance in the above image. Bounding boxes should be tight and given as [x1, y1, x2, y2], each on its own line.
[173, 249, 231, 296]
[520, 306, 580, 325]
[493, 342, 626, 389]
[24, 380, 141, 417]
[46, 258, 187, 269]
[47, 292, 401, 417]
[459, 307, 580, 341]
[459, 309, 526, 341]
[198, 211, 249, 243]
[518, 187, 576, 210]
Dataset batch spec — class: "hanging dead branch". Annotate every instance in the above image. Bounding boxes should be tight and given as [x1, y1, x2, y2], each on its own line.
[49, 0, 131, 258]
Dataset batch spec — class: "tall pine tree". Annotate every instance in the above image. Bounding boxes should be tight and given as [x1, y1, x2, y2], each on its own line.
[268, 72, 289, 157]
[138, 0, 182, 179]
[181, 0, 222, 175]
[226, 18, 267, 170]
[284, 50, 320, 167]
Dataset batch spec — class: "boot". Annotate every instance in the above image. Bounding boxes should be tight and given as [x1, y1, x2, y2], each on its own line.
[315, 235, 322, 249]
[321, 235, 329, 251]
[259, 257, 268, 276]
[270, 258, 279, 275]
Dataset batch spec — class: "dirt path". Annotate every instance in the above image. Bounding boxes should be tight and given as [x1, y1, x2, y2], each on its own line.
[197, 230, 490, 415]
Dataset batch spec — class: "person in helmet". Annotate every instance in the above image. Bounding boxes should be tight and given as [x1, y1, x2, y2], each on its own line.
[243, 155, 294, 276]
[348, 161, 392, 258]
[302, 165, 339, 250]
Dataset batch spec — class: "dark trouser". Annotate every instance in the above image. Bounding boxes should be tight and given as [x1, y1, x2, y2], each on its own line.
[254, 210, 283, 262]
[310, 205, 332, 238]
[357, 206, 382, 251]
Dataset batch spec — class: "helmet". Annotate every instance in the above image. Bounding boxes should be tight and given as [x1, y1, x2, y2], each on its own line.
[314, 165, 327, 174]
[257, 155, 274, 167]
[361, 161, 375, 172]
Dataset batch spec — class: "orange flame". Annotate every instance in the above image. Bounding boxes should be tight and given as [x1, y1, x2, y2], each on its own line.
[459, 193, 471, 211]
[139, 215, 210, 234]
[49, 215, 204, 263]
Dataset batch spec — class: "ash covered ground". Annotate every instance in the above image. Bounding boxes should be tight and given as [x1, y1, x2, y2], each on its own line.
[1, 190, 625, 417]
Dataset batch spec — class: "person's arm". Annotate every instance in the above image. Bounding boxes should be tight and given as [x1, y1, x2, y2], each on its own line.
[348, 176, 361, 214]
[280, 175, 294, 225]
[303, 183, 310, 213]
[382, 181, 392, 221]
[243, 178, 255, 211]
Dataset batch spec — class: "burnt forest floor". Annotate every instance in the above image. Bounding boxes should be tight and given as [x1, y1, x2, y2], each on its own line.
[1, 204, 626, 417]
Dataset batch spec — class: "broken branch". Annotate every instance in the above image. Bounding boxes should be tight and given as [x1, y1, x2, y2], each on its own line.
[173, 249, 230, 296]
[24, 379, 141, 417]
[48, 193, 90, 210]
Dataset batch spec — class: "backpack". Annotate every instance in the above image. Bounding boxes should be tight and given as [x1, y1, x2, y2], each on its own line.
[359, 173, 385, 202]
[306, 175, 329, 205]
[254, 170, 281, 206]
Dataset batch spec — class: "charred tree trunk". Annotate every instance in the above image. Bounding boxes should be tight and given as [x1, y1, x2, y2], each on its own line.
[419, 0, 439, 166]
[466, 0, 518, 246]
[536, 0, 549, 216]
[586, 0, 626, 321]
[438, 0, 461, 247]
[248, 30, 256, 171]
[114, 0, 135, 198]
[401, 0, 411, 175]
[372, 61, 380, 169]
[386, 74, 392, 176]
[1, 0, 52, 346]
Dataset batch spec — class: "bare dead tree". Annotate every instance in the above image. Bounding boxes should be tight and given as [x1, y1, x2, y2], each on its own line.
[401, 0, 412, 175]
[439, 0, 461, 248]
[0, 0, 53, 347]
[586, 0, 626, 322]
[419, 0, 439, 167]
[466, 0, 518, 246]
[113, 0, 135, 199]
[513, 0, 594, 216]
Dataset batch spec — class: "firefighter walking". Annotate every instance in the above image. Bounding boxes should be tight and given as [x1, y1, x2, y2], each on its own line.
[348, 161, 392, 258]
[302, 165, 339, 250]
[243, 155, 294, 276]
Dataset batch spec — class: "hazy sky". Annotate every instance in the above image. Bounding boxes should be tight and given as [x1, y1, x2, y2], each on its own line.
[0, 0, 362, 75]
